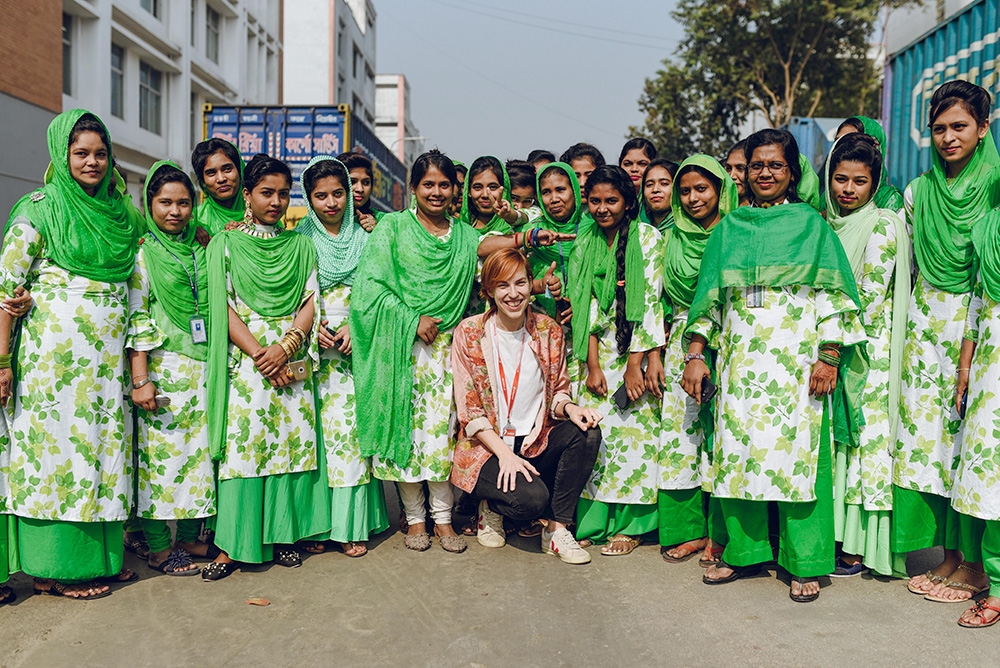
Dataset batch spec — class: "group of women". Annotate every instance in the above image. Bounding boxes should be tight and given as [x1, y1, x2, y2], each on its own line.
[1, 79, 999, 630]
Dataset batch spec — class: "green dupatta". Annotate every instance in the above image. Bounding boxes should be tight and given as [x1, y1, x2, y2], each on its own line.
[849, 116, 904, 210]
[194, 141, 246, 236]
[459, 156, 513, 236]
[6, 109, 138, 283]
[798, 153, 822, 211]
[688, 203, 868, 445]
[205, 226, 317, 460]
[349, 209, 479, 466]
[911, 132, 1000, 294]
[662, 155, 739, 313]
[140, 161, 210, 360]
[825, 137, 912, 445]
[294, 156, 366, 288]
[567, 217, 645, 361]
[972, 208, 1000, 303]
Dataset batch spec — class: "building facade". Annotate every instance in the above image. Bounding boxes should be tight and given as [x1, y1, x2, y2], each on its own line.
[885, 0, 977, 54]
[375, 73, 422, 169]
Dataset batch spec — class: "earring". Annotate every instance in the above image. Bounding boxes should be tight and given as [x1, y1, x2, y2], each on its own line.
[243, 199, 253, 226]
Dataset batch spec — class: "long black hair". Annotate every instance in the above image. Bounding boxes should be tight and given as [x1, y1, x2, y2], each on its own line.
[243, 153, 291, 192]
[192, 138, 241, 183]
[743, 128, 802, 204]
[409, 149, 457, 188]
[303, 159, 349, 199]
[338, 151, 375, 215]
[829, 133, 883, 195]
[584, 165, 639, 356]
[618, 137, 657, 165]
[145, 164, 196, 212]
[929, 80, 992, 127]
[561, 142, 606, 168]
[465, 156, 505, 219]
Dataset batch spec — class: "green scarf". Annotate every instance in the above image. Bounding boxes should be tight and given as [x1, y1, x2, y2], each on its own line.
[6, 109, 138, 283]
[662, 154, 739, 313]
[194, 142, 246, 236]
[798, 153, 822, 211]
[825, 138, 912, 446]
[294, 156, 366, 288]
[849, 116, 905, 210]
[972, 207, 1000, 303]
[459, 156, 513, 236]
[567, 217, 645, 361]
[140, 160, 210, 361]
[689, 203, 868, 445]
[911, 132, 1000, 293]
[349, 209, 479, 466]
[205, 226, 317, 460]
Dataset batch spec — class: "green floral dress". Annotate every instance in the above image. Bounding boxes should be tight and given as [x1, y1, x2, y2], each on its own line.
[219, 248, 320, 481]
[657, 309, 704, 491]
[0, 218, 132, 522]
[576, 222, 666, 505]
[317, 284, 370, 488]
[126, 247, 215, 519]
[688, 285, 866, 502]
[951, 281, 1000, 521]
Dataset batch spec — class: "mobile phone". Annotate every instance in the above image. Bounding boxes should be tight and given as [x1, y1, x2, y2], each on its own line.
[289, 359, 312, 382]
[959, 389, 968, 419]
[701, 377, 718, 404]
[325, 326, 338, 338]
[154, 394, 172, 408]
[612, 383, 631, 411]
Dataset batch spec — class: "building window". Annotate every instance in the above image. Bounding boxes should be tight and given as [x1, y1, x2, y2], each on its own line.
[62, 13, 72, 96]
[353, 46, 361, 79]
[139, 61, 163, 134]
[206, 6, 220, 63]
[190, 2, 196, 46]
[111, 44, 124, 118]
[140, 0, 160, 19]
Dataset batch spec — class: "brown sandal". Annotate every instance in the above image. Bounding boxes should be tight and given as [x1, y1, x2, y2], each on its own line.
[600, 534, 641, 556]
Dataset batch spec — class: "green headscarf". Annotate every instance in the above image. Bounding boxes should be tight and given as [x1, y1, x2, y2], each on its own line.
[798, 153, 822, 211]
[567, 215, 646, 362]
[911, 131, 1000, 294]
[688, 203, 868, 445]
[140, 160, 210, 361]
[459, 156, 513, 236]
[349, 209, 479, 467]
[294, 156, 366, 288]
[6, 109, 138, 283]
[662, 155, 739, 313]
[848, 116, 905, 211]
[825, 137, 912, 447]
[194, 141, 246, 236]
[972, 207, 1000, 303]
[205, 222, 317, 460]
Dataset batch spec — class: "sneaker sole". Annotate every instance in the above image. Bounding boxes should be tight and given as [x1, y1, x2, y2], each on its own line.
[543, 545, 591, 564]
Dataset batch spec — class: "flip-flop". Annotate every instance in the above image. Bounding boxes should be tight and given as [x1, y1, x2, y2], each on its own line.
[700, 543, 724, 568]
[123, 535, 150, 560]
[97, 568, 139, 584]
[924, 579, 988, 603]
[907, 570, 948, 594]
[339, 542, 368, 558]
[958, 600, 1000, 628]
[702, 560, 761, 585]
[601, 535, 641, 556]
[660, 540, 705, 563]
[0, 585, 16, 605]
[34, 580, 112, 600]
[790, 576, 820, 603]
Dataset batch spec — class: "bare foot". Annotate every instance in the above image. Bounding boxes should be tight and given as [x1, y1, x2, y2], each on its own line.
[338, 541, 367, 557]
[433, 523, 458, 538]
[704, 562, 735, 582]
[791, 578, 820, 599]
[664, 537, 708, 560]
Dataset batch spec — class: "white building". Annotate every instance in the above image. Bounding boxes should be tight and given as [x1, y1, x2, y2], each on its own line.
[885, 0, 977, 54]
[375, 73, 422, 168]
[282, 0, 377, 126]
[61, 0, 282, 204]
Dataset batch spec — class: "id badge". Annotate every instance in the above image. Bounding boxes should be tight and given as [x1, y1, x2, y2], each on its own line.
[745, 285, 764, 309]
[503, 422, 516, 447]
[190, 315, 208, 344]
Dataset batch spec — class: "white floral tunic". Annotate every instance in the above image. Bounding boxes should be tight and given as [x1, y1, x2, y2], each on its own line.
[577, 223, 666, 505]
[126, 247, 215, 519]
[219, 247, 320, 481]
[657, 310, 704, 491]
[0, 219, 132, 522]
[317, 283, 370, 488]
[951, 282, 1000, 521]
[688, 284, 866, 502]
[841, 217, 898, 512]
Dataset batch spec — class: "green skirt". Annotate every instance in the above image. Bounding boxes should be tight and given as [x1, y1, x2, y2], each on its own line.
[317, 480, 389, 543]
[17, 517, 122, 582]
[892, 485, 984, 556]
[575, 499, 658, 543]
[0, 515, 19, 584]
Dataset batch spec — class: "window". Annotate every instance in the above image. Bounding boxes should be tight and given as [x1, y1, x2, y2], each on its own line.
[140, 0, 160, 19]
[206, 6, 220, 63]
[353, 46, 361, 78]
[139, 61, 163, 134]
[62, 13, 72, 95]
[111, 45, 124, 118]
[190, 2, 196, 46]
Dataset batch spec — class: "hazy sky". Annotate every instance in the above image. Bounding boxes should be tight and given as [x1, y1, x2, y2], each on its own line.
[374, 0, 684, 165]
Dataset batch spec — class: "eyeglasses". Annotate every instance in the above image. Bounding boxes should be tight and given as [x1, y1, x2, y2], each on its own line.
[748, 161, 788, 174]
[511, 196, 536, 207]
[470, 183, 502, 193]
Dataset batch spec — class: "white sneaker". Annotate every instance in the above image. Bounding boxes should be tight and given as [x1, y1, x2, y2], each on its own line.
[477, 500, 506, 548]
[542, 527, 591, 564]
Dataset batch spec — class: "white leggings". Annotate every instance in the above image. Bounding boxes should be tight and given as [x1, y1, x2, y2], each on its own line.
[398, 481, 453, 526]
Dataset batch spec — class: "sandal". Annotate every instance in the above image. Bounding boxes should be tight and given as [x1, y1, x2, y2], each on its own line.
[925, 579, 989, 603]
[273, 548, 302, 568]
[790, 576, 820, 603]
[438, 534, 468, 554]
[0, 585, 16, 605]
[123, 535, 151, 560]
[907, 569, 948, 594]
[148, 549, 200, 577]
[700, 543, 724, 568]
[201, 561, 238, 581]
[660, 538, 706, 563]
[404, 532, 431, 552]
[702, 559, 761, 585]
[339, 542, 368, 558]
[601, 534, 641, 557]
[299, 541, 327, 554]
[97, 568, 138, 584]
[518, 519, 546, 538]
[34, 579, 111, 600]
[958, 599, 1000, 628]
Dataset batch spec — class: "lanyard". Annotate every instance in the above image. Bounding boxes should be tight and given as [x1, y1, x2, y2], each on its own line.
[150, 235, 200, 314]
[494, 321, 527, 433]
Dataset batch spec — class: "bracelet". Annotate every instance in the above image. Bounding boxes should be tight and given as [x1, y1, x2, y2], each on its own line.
[683, 353, 706, 364]
[0, 353, 11, 369]
[133, 377, 152, 390]
[818, 352, 841, 368]
[957, 368, 971, 373]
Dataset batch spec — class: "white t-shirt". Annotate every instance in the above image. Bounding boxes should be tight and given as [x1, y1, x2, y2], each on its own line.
[492, 325, 544, 437]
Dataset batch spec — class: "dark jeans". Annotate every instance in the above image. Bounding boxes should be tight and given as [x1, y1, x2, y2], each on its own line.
[472, 421, 601, 526]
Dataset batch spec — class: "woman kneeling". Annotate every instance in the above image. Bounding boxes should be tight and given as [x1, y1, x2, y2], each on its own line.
[451, 249, 602, 563]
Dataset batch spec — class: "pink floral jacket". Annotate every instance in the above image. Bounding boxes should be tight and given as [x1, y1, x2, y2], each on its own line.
[449, 310, 573, 493]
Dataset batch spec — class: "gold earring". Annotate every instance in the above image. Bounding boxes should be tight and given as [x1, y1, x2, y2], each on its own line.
[243, 199, 253, 226]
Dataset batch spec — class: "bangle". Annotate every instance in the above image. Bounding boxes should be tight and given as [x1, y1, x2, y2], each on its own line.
[818, 352, 841, 368]
[683, 353, 706, 364]
[0, 353, 12, 369]
[957, 368, 971, 373]
[133, 377, 151, 390]
[513, 232, 521, 248]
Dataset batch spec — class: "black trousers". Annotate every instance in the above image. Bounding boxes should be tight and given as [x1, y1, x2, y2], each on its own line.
[472, 421, 601, 525]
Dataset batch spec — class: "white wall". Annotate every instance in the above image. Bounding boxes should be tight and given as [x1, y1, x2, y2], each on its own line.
[885, 0, 977, 54]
